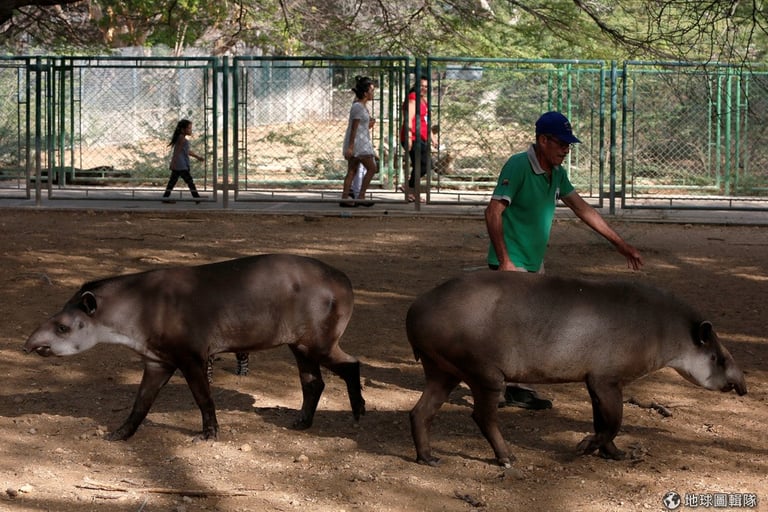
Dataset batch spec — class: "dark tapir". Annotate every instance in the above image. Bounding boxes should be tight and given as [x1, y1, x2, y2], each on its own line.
[24, 254, 365, 441]
[406, 271, 747, 467]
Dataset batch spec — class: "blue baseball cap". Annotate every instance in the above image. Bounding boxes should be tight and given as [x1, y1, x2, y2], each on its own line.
[535, 111, 581, 144]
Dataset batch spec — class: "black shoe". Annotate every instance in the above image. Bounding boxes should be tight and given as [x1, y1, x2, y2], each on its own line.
[161, 198, 175, 204]
[339, 200, 358, 208]
[503, 387, 552, 410]
[356, 200, 374, 207]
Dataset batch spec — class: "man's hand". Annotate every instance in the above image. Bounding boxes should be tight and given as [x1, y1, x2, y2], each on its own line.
[617, 242, 644, 270]
[497, 260, 526, 272]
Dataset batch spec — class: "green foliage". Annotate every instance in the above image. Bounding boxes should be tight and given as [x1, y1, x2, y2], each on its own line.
[4, 0, 768, 65]
[93, 0, 229, 48]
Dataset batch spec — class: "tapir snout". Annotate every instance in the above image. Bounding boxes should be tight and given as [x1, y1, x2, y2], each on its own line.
[406, 271, 748, 468]
[671, 324, 747, 396]
[719, 355, 747, 396]
[24, 344, 53, 357]
[24, 306, 97, 357]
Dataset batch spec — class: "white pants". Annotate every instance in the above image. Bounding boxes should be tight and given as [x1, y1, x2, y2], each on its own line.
[350, 163, 366, 198]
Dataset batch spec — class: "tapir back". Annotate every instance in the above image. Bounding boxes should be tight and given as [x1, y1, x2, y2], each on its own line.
[75, 254, 355, 355]
[406, 271, 702, 384]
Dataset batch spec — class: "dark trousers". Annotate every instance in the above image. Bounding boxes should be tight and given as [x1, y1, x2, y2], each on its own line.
[407, 140, 431, 188]
[163, 170, 199, 198]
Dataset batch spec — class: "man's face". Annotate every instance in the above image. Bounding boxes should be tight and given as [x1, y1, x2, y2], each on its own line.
[538, 134, 572, 170]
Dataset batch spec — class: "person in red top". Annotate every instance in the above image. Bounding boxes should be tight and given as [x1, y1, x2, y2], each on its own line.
[400, 76, 432, 203]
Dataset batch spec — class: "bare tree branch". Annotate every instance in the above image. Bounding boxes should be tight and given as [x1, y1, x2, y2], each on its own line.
[0, 0, 80, 26]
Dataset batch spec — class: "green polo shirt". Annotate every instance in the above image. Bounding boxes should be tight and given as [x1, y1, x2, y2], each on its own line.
[487, 145, 575, 271]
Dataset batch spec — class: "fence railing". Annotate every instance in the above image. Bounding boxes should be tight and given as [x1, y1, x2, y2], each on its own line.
[1, 55, 767, 211]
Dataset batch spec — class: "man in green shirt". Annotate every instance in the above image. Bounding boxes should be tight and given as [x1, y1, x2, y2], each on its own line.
[485, 111, 643, 408]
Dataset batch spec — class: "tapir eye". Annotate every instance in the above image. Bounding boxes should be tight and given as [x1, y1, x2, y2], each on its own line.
[56, 323, 70, 335]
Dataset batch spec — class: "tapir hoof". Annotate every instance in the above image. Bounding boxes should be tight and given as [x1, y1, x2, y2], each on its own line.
[497, 455, 515, 468]
[416, 455, 441, 467]
[598, 442, 626, 461]
[577, 435, 625, 460]
[352, 399, 366, 421]
[292, 416, 313, 430]
[200, 426, 219, 440]
[576, 435, 599, 455]
[105, 425, 136, 441]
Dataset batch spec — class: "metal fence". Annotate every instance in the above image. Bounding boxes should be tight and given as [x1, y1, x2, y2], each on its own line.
[2, 55, 767, 211]
[0, 55, 217, 201]
[231, 56, 408, 201]
[424, 57, 608, 205]
[0, 57, 32, 198]
[620, 61, 768, 209]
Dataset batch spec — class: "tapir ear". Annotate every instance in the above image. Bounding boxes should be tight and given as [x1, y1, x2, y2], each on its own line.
[696, 321, 714, 346]
[79, 291, 98, 316]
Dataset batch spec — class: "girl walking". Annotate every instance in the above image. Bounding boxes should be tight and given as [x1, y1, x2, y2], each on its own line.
[163, 119, 203, 202]
[340, 76, 378, 207]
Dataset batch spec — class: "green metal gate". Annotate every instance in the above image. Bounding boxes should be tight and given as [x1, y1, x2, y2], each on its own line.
[424, 57, 608, 206]
[2, 55, 768, 211]
[620, 61, 768, 209]
[230, 56, 408, 203]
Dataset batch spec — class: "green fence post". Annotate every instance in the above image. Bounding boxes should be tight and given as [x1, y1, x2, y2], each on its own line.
[725, 67, 732, 196]
[609, 61, 618, 215]
[222, 56, 230, 209]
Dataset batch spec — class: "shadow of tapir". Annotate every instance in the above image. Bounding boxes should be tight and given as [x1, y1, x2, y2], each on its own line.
[406, 271, 747, 467]
[24, 254, 365, 441]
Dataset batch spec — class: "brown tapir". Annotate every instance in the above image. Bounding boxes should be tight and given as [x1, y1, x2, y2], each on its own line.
[406, 271, 747, 468]
[24, 254, 365, 441]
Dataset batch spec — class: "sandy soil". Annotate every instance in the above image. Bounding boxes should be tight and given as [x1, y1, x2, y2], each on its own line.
[0, 210, 765, 512]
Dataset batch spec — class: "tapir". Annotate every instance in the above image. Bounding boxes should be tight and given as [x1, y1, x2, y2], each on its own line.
[24, 254, 366, 441]
[406, 271, 747, 467]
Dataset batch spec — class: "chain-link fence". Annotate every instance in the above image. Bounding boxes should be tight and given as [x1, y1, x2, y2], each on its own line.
[621, 61, 768, 207]
[2, 55, 767, 210]
[231, 56, 408, 201]
[67, 56, 215, 187]
[1, 56, 216, 201]
[426, 58, 607, 204]
[0, 57, 32, 197]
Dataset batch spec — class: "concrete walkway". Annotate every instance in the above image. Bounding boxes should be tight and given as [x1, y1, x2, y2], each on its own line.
[2, 189, 768, 226]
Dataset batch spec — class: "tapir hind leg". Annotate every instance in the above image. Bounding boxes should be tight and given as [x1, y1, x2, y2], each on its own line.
[409, 358, 461, 467]
[289, 344, 326, 429]
[107, 360, 175, 441]
[577, 376, 625, 460]
[319, 345, 366, 422]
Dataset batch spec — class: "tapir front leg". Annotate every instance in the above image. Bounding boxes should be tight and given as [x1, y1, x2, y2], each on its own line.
[178, 357, 219, 439]
[470, 384, 514, 467]
[107, 360, 175, 441]
[577, 376, 626, 460]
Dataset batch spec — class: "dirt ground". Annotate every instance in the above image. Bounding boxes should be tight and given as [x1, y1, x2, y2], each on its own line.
[0, 210, 765, 512]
